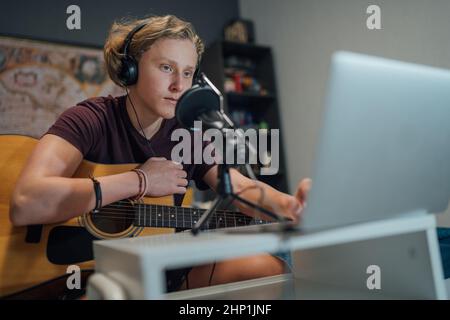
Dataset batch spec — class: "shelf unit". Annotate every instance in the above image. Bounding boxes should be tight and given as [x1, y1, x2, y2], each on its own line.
[201, 41, 288, 192]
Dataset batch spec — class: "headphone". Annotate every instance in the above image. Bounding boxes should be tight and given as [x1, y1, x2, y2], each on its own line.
[118, 22, 201, 87]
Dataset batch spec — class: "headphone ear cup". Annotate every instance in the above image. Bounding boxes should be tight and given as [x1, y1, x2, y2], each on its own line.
[119, 56, 139, 86]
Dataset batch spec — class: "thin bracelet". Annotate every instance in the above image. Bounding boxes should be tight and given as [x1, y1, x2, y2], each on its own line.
[135, 168, 148, 198]
[131, 169, 143, 200]
[131, 169, 148, 200]
[89, 175, 102, 213]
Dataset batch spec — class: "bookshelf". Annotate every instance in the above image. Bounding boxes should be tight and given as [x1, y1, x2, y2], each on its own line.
[201, 40, 288, 193]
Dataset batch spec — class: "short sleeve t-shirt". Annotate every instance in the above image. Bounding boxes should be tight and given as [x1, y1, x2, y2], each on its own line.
[45, 95, 215, 206]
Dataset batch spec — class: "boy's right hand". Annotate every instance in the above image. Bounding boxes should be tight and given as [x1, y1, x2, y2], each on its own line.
[138, 157, 188, 196]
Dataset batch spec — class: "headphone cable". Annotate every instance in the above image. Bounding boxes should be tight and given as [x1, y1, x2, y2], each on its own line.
[125, 87, 157, 157]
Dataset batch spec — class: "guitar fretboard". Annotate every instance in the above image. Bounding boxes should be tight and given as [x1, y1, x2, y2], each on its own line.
[130, 202, 268, 230]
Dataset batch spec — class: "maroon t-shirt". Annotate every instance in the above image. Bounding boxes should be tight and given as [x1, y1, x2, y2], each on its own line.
[46, 95, 215, 206]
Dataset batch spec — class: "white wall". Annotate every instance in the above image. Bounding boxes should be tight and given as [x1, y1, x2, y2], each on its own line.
[239, 0, 450, 226]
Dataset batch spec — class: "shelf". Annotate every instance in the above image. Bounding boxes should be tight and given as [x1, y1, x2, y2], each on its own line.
[226, 92, 275, 109]
[222, 41, 271, 59]
[227, 91, 274, 99]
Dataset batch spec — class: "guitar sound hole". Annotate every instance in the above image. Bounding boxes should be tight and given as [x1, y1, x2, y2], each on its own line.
[90, 201, 134, 234]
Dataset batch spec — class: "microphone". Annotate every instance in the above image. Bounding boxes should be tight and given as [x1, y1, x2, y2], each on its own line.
[175, 74, 286, 234]
[176, 73, 234, 130]
[176, 73, 258, 165]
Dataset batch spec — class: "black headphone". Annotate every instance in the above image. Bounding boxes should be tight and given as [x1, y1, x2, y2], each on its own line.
[118, 22, 201, 87]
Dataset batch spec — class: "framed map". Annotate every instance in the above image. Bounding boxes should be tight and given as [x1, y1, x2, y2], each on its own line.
[0, 35, 124, 138]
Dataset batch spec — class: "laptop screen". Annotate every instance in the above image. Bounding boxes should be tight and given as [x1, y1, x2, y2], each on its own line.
[300, 51, 450, 230]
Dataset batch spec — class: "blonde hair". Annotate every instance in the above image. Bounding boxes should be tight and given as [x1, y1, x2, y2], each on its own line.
[104, 15, 204, 87]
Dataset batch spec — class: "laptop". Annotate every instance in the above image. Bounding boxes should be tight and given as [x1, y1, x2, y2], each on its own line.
[226, 51, 450, 234]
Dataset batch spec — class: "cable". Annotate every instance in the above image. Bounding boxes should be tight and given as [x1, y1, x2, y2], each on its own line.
[245, 163, 257, 180]
[125, 87, 157, 157]
[185, 272, 190, 290]
[209, 261, 216, 286]
[234, 182, 266, 221]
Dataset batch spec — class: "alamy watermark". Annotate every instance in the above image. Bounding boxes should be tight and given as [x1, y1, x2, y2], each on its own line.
[171, 121, 280, 175]
[366, 264, 381, 290]
[66, 264, 81, 290]
[66, 5, 81, 30]
[366, 5, 381, 30]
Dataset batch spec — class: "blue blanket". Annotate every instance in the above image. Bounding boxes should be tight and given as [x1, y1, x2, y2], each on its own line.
[437, 228, 450, 279]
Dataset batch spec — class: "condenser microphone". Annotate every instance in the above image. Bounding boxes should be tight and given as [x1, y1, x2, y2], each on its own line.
[176, 73, 234, 130]
[176, 73, 259, 181]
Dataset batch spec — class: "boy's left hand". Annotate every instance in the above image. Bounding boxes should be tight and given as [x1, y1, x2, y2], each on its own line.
[280, 178, 312, 223]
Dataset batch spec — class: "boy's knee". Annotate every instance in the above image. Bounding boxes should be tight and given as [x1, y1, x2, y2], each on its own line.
[255, 255, 286, 276]
[235, 254, 286, 281]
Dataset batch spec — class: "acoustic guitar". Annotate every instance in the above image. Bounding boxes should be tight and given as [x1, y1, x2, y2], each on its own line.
[0, 135, 266, 297]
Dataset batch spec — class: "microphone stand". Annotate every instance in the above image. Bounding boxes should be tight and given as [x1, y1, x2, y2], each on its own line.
[191, 74, 289, 235]
[191, 161, 289, 235]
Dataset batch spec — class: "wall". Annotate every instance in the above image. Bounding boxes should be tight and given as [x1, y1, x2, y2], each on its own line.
[239, 0, 450, 226]
[0, 0, 239, 46]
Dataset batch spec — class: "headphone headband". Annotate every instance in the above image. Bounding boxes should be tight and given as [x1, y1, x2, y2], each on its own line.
[119, 20, 200, 86]
[122, 22, 147, 56]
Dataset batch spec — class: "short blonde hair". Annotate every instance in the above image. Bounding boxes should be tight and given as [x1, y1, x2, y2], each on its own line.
[104, 15, 204, 87]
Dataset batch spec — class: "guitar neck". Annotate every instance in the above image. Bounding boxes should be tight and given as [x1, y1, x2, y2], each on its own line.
[130, 202, 268, 230]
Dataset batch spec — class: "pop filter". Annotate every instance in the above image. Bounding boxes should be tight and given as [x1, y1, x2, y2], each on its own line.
[175, 82, 221, 129]
[176, 73, 234, 130]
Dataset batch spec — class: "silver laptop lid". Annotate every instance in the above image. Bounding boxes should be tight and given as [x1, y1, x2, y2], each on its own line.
[300, 51, 450, 230]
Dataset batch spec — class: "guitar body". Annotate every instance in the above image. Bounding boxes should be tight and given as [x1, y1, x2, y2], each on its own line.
[0, 135, 192, 297]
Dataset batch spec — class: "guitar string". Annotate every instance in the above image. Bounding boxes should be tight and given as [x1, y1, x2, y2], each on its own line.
[83, 204, 264, 227]
[89, 202, 258, 222]
[84, 204, 260, 225]
[87, 211, 260, 226]
[90, 210, 255, 223]
[93, 204, 251, 217]
[83, 212, 265, 228]
[89, 212, 258, 223]
[98, 201, 273, 220]
[105, 194, 277, 221]
[104, 201, 245, 215]
[84, 216, 265, 228]
[89, 213, 256, 225]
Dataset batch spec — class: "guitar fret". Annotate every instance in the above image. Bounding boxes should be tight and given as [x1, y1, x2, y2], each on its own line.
[138, 203, 141, 226]
[166, 206, 171, 228]
[158, 205, 161, 227]
[165, 206, 168, 228]
[164, 206, 167, 227]
[222, 212, 226, 228]
[192, 208, 196, 227]
[182, 207, 185, 228]
[173, 207, 176, 228]
[214, 211, 220, 228]
[143, 202, 146, 227]
[144, 202, 152, 227]
[166, 206, 169, 227]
